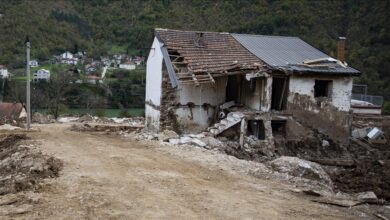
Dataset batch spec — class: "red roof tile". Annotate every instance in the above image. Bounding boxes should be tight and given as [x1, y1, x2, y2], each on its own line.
[155, 29, 265, 73]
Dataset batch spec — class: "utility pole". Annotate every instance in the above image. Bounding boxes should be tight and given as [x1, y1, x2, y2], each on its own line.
[25, 36, 31, 130]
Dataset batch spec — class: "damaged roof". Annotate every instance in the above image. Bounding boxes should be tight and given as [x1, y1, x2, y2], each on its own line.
[232, 34, 360, 76]
[155, 29, 265, 73]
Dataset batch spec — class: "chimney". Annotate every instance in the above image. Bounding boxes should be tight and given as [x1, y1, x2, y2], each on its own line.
[337, 36, 346, 62]
[194, 32, 204, 47]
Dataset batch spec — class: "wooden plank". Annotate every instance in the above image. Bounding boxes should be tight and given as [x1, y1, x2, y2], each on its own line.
[278, 78, 287, 110]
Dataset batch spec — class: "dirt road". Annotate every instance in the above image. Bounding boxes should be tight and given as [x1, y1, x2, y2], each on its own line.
[2, 124, 361, 219]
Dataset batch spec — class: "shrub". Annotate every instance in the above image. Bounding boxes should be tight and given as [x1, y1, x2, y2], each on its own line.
[96, 108, 106, 117]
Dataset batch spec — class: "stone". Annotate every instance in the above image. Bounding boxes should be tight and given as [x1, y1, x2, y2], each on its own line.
[0, 124, 21, 131]
[77, 114, 94, 122]
[32, 112, 51, 124]
[168, 139, 180, 145]
[269, 156, 333, 187]
[158, 130, 179, 142]
[321, 140, 330, 147]
[355, 191, 377, 203]
[201, 136, 223, 148]
[190, 138, 207, 148]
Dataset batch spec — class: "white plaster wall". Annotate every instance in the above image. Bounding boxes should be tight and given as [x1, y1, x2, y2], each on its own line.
[242, 78, 266, 111]
[146, 37, 163, 106]
[175, 107, 215, 133]
[288, 75, 353, 112]
[145, 105, 160, 130]
[331, 77, 353, 111]
[145, 37, 164, 129]
[288, 76, 315, 99]
[175, 77, 227, 132]
[178, 77, 227, 105]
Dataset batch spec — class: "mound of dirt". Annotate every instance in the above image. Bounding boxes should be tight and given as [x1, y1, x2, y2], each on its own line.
[0, 134, 62, 195]
[269, 156, 333, 188]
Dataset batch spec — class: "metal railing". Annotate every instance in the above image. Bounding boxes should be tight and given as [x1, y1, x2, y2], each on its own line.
[352, 93, 384, 106]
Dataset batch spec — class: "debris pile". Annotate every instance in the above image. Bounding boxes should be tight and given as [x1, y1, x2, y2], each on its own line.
[58, 114, 145, 126]
[70, 123, 143, 133]
[32, 112, 55, 124]
[352, 126, 387, 144]
[269, 156, 333, 188]
[0, 134, 62, 195]
[0, 124, 22, 131]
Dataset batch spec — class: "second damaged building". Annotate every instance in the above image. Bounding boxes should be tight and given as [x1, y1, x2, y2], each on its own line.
[145, 29, 360, 145]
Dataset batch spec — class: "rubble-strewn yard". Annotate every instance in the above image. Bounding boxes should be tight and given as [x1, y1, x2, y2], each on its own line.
[0, 134, 62, 195]
[0, 120, 389, 219]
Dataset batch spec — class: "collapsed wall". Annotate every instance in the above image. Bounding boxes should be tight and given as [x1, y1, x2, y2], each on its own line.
[287, 75, 353, 143]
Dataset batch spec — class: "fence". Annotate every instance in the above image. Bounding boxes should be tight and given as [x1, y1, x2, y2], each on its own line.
[352, 93, 384, 106]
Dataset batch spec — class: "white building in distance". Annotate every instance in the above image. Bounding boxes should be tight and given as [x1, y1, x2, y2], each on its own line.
[119, 61, 136, 70]
[33, 69, 50, 82]
[29, 60, 39, 67]
[0, 65, 9, 78]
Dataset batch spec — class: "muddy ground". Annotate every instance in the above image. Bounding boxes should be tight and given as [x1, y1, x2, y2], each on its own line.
[221, 126, 390, 201]
[0, 123, 377, 219]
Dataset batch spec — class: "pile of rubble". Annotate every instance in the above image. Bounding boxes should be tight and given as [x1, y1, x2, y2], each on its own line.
[70, 123, 143, 133]
[32, 112, 56, 124]
[57, 113, 145, 126]
[0, 134, 62, 195]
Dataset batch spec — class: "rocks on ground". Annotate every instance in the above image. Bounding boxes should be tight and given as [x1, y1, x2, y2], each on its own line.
[0, 124, 22, 131]
[32, 112, 55, 124]
[269, 156, 333, 188]
[0, 134, 62, 195]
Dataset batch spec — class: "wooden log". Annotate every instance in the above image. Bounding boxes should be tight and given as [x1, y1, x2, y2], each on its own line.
[308, 158, 356, 167]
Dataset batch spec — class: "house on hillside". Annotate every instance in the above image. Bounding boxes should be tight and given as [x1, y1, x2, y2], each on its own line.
[0, 65, 9, 78]
[60, 51, 79, 65]
[145, 29, 360, 144]
[119, 61, 136, 70]
[0, 103, 27, 122]
[29, 60, 39, 67]
[134, 56, 145, 65]
[33, 69, 50, 82]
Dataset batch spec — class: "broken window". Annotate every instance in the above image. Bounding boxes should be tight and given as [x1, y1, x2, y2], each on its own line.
[314, 80, 333, 98]
[271, 120, 286, 138]
[247, 120, 265, 140]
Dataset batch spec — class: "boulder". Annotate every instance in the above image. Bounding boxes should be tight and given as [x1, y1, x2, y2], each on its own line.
[355, 191, 377, 203]
[201, 136, 223, 148]
[32, 112, 51, 124]
[77, 114, 94, 122]
[269, 156, 333, 187]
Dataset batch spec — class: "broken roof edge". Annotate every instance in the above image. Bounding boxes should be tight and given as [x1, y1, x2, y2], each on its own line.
[155, 36, 179, 88]
[231, 32, 302, 40]
[232, 33, 361, 76]
[280, 67, 361, 77]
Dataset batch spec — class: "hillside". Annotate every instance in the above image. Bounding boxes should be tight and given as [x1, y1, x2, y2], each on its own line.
[0, 0, 389, 106]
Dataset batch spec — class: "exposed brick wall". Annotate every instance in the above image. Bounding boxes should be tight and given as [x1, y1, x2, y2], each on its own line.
[159, 70, 180, 133]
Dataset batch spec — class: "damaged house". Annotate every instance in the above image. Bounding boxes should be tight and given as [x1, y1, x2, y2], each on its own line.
[145, 29, 360, 145]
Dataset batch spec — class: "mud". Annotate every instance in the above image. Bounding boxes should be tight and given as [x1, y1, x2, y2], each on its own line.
[280, 132, 390, 200]
[221, 116, 390, 201]
[0, 134, 62, 195]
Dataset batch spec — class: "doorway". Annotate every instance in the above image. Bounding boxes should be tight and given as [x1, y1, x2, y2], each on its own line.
[226, 75, 240, 103]
[271, 77, 288, 110]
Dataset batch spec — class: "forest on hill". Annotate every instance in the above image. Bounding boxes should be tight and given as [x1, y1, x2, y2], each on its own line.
[0, 0, 389, 111]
